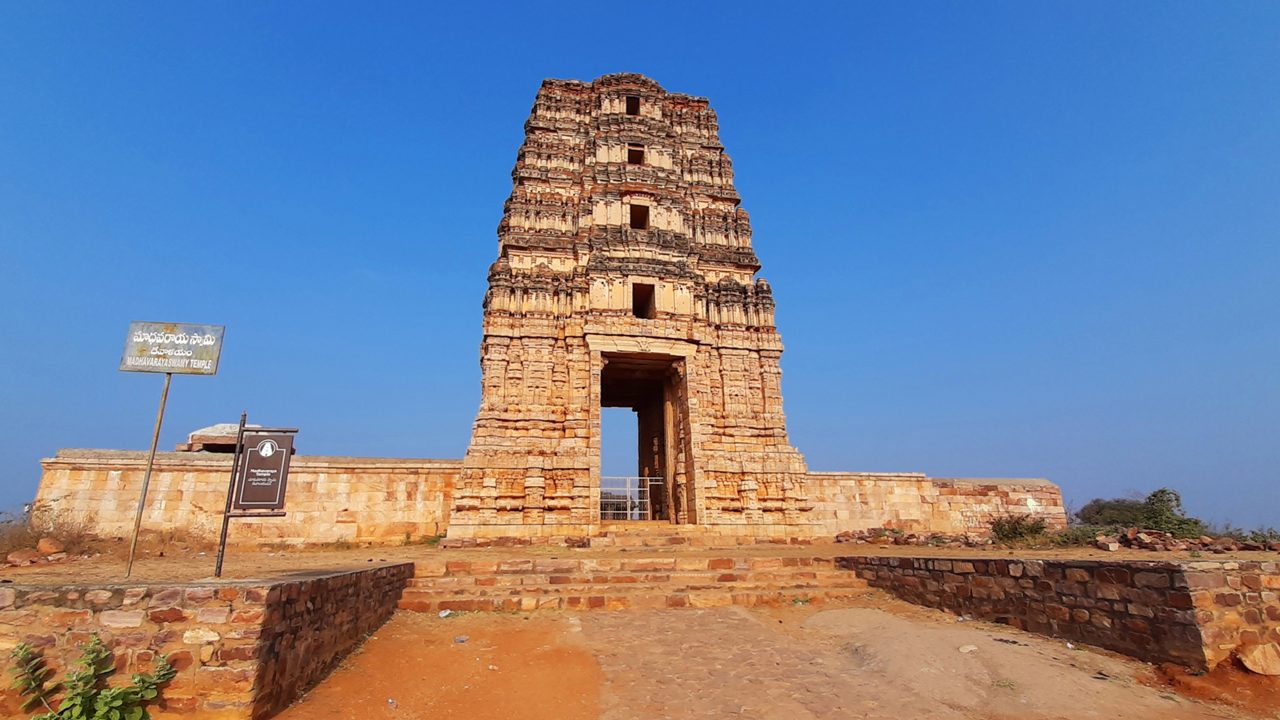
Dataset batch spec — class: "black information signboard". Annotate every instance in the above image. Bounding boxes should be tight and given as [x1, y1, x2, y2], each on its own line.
[215, 415, 297, 577]
[233, 433, 294, 511]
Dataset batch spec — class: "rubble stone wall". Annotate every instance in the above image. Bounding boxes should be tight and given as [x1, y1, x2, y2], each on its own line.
[837, 555, 1280, 671]
[810, 473, 1067, 535]
[0, 564, 414, 719]
[35, 450, 459, 546]
[1182, 561, 1280, 668]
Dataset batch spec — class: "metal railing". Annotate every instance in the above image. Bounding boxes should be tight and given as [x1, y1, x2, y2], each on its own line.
[599, 476, 664, 521]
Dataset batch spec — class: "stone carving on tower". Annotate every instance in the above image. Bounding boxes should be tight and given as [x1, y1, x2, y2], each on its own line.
[448, 73, 813, 539]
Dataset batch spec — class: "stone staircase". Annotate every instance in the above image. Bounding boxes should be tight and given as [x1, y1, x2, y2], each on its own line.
[586, 522, 816, 548]
[396, 554, 868, 613]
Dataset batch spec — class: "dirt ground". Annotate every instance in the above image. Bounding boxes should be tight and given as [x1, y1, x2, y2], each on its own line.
[275, 594, 1273, 720]
[5, 539, 1276, 586]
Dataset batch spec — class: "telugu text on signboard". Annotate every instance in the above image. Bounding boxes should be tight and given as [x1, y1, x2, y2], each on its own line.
[233, 433, 294, 511]
[120, 321, 225, 375]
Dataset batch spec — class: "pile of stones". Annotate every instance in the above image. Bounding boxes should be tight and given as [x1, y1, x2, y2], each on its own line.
[834, 529, 991, 548]
[5, 537, 68, 566]
[1094, 528, 1280, 553]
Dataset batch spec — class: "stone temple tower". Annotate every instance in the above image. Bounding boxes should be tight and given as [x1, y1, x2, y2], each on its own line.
[448, 73, 813, 539]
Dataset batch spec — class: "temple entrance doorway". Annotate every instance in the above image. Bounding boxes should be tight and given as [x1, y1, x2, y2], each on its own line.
[599, 352, 688, 523]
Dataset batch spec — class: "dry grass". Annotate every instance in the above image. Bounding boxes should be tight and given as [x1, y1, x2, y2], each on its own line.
[1, 502, 107, 557]
[0, 510, 40, 556]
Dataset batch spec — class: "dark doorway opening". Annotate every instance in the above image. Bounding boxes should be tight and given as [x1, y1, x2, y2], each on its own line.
[599, 353, 685, 522]
[625, 95, 640, 115]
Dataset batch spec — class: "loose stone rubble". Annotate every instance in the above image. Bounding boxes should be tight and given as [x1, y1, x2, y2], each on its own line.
[6, 537, 69, 567]
[834, 528, 992, 548]
[1094, 527, 1280, 553]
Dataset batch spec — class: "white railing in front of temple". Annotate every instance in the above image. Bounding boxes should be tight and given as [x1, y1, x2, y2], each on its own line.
[599, 476, 664, 521]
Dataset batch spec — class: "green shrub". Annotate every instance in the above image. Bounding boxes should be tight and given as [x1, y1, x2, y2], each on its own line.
[9, 634, 174, 720]
[1138, 488, 1205, 538]
[1075, 498, 1144, 526]
[1049, 524, 1113, 546]
[1071, 488, 1208, 539]
[990, 514, 1048, 542]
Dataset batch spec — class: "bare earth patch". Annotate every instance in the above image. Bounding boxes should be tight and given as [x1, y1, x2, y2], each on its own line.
[273, 595, 1262, 720]
[274, 611, 601, 720]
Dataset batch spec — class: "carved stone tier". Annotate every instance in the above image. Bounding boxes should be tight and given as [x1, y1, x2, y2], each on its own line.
[450, 73, 813, 539]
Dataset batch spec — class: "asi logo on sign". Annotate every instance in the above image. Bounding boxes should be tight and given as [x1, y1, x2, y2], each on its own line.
[233, 433, 294, 511]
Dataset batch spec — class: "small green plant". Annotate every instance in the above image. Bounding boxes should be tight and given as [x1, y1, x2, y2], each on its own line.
[402, 533, 445, 547]
[989, 514, 1048, 542]
[9, 635, 175, 720]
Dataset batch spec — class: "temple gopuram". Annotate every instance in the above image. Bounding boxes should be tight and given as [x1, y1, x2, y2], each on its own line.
[449, 74, 811, 539]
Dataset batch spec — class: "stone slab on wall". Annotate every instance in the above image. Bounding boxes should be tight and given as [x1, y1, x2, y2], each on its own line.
[809, 472, 1067, 536]
[0, 563, 414, 719]
[36, 450, 460, 546]
[838, 555, 1280, 671]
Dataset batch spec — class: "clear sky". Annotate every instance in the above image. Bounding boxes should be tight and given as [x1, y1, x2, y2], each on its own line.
[1, 3, 1276, 527]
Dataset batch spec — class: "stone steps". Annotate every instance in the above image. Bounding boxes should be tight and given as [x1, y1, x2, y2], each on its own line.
[413, 555, 839, 577]
[588, 525, 815, 548]
[397, 553, 868, 613]
[399, 584, 866, 613]
[402, 575, 865, 599]
[404, 570, 857, 590]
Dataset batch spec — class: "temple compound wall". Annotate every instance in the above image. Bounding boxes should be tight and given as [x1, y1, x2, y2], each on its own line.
[34, 450, 457, 546]
[33, 451, 1064, 545]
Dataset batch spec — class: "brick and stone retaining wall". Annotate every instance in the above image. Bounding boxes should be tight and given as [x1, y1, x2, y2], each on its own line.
[838, 555, 1280, 671]
[810, 473, 1067, 535]
[0, 563, 414, 719]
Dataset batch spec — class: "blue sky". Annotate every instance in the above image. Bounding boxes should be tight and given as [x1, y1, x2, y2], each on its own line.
[1, 3, 1276, 527]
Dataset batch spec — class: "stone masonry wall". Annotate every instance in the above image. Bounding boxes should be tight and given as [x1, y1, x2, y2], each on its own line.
[36, 450, 459, 546]
[1182, 561, 1280, 668]
[838, 555, 1280, 671]
[34, 451, 1066, 544]
[252, 565, 414, 717]
[810, 472, 1067, 536]
[0, 564, 414, 719]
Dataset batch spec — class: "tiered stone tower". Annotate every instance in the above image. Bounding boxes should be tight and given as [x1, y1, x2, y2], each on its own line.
[449, 73, 813, 539]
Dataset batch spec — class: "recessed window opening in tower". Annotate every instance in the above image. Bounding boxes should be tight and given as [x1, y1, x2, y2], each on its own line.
[625, 95, 640, 115]
[632, 283, 656, 319]
[627, 144, 645, 164]
[629, 204, 649, 230]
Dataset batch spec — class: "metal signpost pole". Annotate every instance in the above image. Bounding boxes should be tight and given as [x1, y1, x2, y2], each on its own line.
[214, 413, 248, 578]
[124, 371, 173, 578]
